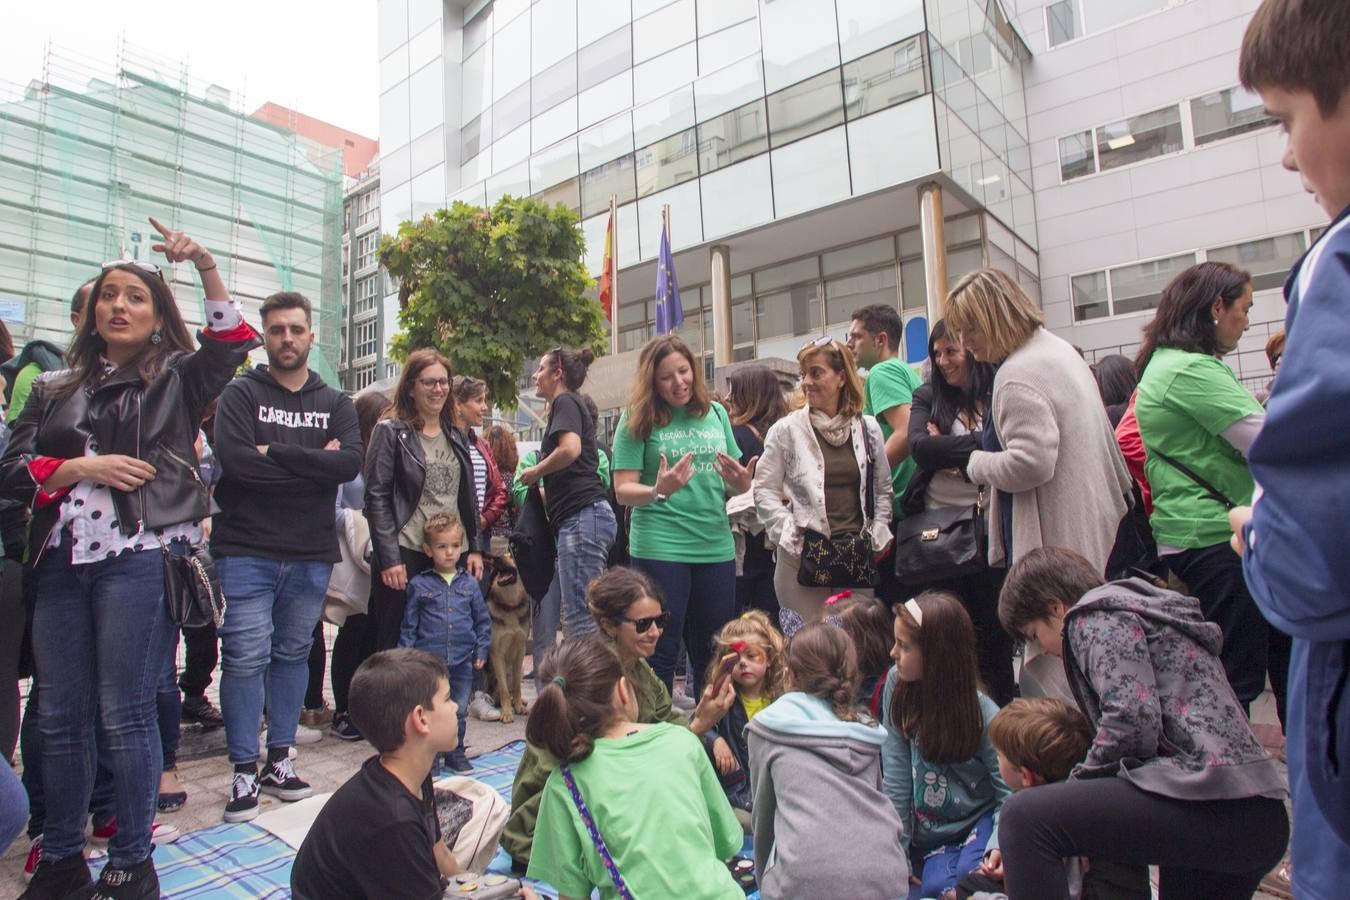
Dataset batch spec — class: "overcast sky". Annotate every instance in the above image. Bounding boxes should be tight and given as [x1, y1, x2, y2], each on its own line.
[5, 1, 381, 139]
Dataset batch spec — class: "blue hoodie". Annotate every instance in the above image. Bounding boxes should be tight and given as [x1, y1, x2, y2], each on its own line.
[398, 568, 491, 667]
[1242, 204, 1350, 900]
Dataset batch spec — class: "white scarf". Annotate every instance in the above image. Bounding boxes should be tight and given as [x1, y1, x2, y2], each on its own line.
[809, 407, 853, 447]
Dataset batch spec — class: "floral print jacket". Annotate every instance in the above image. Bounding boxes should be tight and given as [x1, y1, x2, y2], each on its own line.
[1063, 578, 1286, 801]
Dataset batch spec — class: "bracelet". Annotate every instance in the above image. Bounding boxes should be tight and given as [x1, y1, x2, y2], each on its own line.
[195, 263, 217, 273]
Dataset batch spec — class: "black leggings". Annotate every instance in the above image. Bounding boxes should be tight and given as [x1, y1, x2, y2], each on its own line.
[329, 612, 375, 714]
[998, 777, 1288, 900]
[304, 622, 326, 710]
[372, 546, 431, 652]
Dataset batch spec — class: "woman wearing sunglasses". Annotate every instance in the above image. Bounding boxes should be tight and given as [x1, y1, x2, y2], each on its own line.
[364, 347, 484, 653]
[502, 566, 737, 872]
[2, 217, 260, 898]
[752, 337, 894, 631]
[612, 334, 756, 697]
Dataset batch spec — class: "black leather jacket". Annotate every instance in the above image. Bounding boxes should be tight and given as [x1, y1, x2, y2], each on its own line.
[363, 417, 480, 572]
[0, 333, 259, 563]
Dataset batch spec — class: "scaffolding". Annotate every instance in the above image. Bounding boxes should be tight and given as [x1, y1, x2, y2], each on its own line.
[0, 40, 344, 381]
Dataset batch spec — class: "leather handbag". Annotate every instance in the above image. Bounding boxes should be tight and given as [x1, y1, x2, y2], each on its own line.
[796, 425, 879, 589]
[893, 489, 987, 585]
[163, 542, 227, 628]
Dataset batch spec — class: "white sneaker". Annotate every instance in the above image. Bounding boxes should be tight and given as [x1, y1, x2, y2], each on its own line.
[150, 822, 181, 845]
[468, 691, 502, 722]
[671, 688, 696, 713]
[294, 724, 323, 745]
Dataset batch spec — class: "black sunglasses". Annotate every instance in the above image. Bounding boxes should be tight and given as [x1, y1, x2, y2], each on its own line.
[614, 611, 671, 634]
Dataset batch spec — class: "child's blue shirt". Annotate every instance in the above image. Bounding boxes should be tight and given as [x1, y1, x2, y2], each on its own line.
[398, 567, 491, 667]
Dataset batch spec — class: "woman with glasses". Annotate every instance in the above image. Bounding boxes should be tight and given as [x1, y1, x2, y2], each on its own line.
[612, 335, 756, 696]
[364, 348, 483, 652]
[1, 217, 259, 898]
[753, 337, 894, 632]
[518, 346, 616, 642]
[501, 566, 737, 871]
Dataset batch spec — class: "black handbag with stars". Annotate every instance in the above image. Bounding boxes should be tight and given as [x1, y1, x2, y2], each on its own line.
[796, 425, 879, 590]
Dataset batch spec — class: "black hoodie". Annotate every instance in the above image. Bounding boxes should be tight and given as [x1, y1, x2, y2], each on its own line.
[211, 366, 362, 561]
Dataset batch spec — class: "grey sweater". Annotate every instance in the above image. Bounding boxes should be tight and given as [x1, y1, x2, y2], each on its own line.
[967, 327, 1131, 571]
[748, 693, 909, 900]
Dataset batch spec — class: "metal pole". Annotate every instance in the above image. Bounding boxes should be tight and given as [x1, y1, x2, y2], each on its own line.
[608, 194, 618, 356]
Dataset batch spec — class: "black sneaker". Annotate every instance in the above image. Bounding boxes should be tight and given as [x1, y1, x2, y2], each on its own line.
[180, 694, 224, 728]
[259, 756, 313, 802]
[447, 749, 474, 773]
[69, 854, 158, 900]
[329, 711, 363, 741]
[19, 850, 91, 900]
[223, 769, 261, 823]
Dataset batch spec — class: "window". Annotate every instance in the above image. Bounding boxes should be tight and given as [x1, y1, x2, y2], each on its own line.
[1207, 232, 1306, 292]
[354, 276, 379, 314]
[696, 99, 768, 174]
[822, 237, 895, 277]
[533, 54, 577, 116]
[825, 267, 897, 325]
[356, 190, 378, 227]
[1058, 131, 1094, 181]
[635, 127, 699, 197]
[353, 364, 377, 390]
[496, 82, 531, 138]
[355, 233, 379, 272]
[756, 283, 820, 340]
[767, 69, 845, 149]
[580, 154, 637, 217]
[1096, 106, 1183, 172]
[1191, 86, 1275, 145]
[354, 319, 378, 360]
[462, 112, 490, 161]
[579, 27, 632, 93]
[1073, 252, 1198, 322]
[842, 36, 926, 121]
[1045, 0, 1081, 47]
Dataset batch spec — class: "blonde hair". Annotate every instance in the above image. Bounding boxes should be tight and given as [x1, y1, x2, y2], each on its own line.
[942, 269, 1043, 363]
[625, 334, 711, 440]
[705, 610, 789, 700]
[796, 340, 865, 418]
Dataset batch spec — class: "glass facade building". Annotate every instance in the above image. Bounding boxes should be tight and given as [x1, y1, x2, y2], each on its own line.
[0, 44, 344, 380]
[379, 0, 1037, 368]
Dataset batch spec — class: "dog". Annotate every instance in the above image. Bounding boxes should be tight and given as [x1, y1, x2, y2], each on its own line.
[485, 551, 531, 723]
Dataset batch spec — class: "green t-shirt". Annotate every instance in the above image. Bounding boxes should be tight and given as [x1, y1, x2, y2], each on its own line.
[527, 722, 745, 900]
[611, 402, 739, 563]
[863, 357, 923, 515]
[6, 361, 42, 425]
[1136, 348, 1261, 548]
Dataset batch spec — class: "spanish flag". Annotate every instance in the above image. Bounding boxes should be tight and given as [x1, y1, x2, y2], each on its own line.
[598, 212, 615, 322]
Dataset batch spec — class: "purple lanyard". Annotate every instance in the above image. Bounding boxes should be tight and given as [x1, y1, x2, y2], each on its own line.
[560, 765, 634, 900]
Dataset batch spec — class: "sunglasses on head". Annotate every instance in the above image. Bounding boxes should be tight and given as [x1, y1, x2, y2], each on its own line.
[800, 334, 839, 352]
[102, 259, 166, 281]
[615, 611, 671, 634]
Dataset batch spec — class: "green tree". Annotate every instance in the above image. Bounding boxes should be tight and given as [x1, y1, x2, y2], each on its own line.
[379, 195, 605, 407]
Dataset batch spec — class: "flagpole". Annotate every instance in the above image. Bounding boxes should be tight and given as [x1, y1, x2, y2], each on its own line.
[609, 194, 619, 356]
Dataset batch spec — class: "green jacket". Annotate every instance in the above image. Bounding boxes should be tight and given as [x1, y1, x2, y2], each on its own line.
[501, 657, 687, 864]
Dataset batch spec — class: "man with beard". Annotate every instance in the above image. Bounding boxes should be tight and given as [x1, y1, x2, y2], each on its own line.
[211, 292, 362, 822]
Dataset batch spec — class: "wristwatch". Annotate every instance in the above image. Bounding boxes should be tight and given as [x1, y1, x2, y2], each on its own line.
[652, 484, 668, 504]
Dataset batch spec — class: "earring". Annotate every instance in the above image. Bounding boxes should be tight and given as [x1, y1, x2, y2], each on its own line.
[1212, 319, 1219, 326]
[150, 330, 163, 345]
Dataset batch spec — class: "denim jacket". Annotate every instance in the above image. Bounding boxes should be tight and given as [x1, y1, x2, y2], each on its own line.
[398, 567, 491, 667]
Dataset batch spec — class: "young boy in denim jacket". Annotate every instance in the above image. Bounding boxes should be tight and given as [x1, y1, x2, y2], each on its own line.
[399, 513, 491, 773]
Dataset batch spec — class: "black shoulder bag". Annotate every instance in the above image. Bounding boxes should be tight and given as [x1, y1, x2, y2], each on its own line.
[163, 542, 227, 628]
[796, 424, 879, 589]
[509, 483, 557, 600]
[893, 488, 988, 586]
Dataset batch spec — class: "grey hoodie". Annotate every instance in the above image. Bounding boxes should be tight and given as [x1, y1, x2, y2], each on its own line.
[747, 692, 909, 900]
[1063, 578, 1286, 801]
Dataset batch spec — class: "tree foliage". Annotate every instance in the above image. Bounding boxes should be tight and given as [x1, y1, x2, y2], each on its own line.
[379, 195, 605, 408]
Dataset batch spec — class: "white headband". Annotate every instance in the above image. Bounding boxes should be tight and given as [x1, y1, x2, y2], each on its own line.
[904, 598, 923, 627]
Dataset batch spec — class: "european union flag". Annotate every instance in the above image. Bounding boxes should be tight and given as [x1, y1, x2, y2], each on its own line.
[653, 223, 683, 335]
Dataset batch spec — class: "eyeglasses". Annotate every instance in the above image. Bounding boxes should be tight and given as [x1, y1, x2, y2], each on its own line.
[417, 378, 450, 390]
[615, 611, 671, 634]
[102, 259, 166, 281]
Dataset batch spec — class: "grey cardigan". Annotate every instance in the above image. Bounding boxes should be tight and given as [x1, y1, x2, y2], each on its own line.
[966, 327, 1131, 570]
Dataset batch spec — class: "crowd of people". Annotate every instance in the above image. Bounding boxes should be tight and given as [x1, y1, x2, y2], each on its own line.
[0, 1, 1347, 897]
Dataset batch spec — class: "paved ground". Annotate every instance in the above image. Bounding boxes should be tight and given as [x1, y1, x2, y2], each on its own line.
[2, 665, 1290, 898]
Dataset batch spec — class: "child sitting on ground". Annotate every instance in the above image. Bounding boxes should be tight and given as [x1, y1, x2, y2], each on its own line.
[882, 591, 1010, 900]
[291, 649, 535, 900]
[956, 697, 1149, 900]
[838, 596, 894, 717]
[526, 636, 745, 899]
[748, 623, 908, 899]
[398, 512, 491, 773]
[704, 609, 789, 827]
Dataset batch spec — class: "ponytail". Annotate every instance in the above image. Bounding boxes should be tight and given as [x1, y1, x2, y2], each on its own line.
[524, 636, 625, 763]
[787, 624, 861, 722]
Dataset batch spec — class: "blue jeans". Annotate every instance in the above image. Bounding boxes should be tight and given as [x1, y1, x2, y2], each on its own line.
[0, 760, 28, 856]
[909, 811, 995, 900]
[555, 501, 616, 639]
[33, 545, 177, 867]
[448, 658, 473, 754]
[532, 572, 561, 690]
[217, 556, 331, 764]
[632, 557, 737, 698]
[157, 633, 182, 770]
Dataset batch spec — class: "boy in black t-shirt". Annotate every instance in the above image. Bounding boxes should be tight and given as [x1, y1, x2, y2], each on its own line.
[292, 649, 505, 899]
